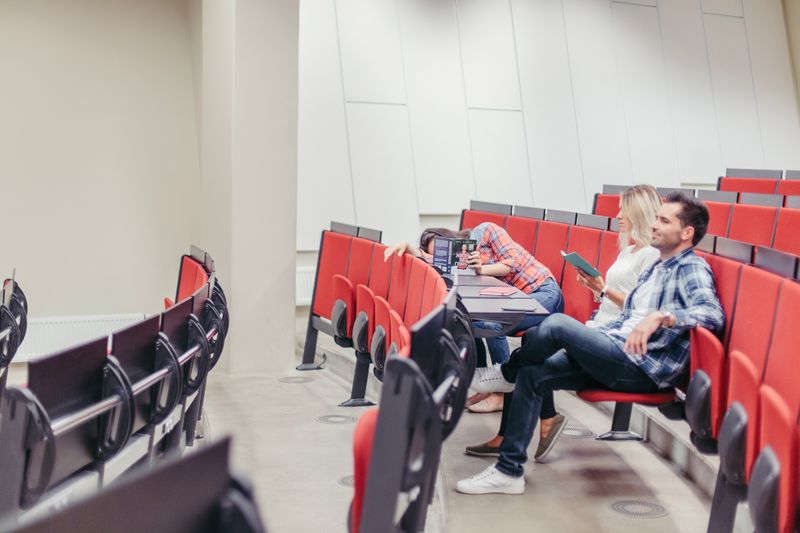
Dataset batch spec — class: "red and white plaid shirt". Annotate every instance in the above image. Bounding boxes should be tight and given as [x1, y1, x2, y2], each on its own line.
[422, 222, 553, 294]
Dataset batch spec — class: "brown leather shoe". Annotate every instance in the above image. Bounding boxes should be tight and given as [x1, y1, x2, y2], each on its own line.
[465, 442, 500, 457]
[534, 414, 567, 462]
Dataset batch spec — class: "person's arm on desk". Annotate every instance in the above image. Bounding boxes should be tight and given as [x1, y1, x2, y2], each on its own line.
[384, 242, 429, 262]
[468, 251, 511, 277]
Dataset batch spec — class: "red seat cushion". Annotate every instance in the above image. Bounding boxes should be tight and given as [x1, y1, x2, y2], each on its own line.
[690, 327, 727, 438]
[561, 226, 601, 323]
[332, 274, 355, 336]
[577, 389, 675, 404]
[352, 408, 379, 533]
[719, 177, 778, 195]
[704, 254, 743, 346]
[593, 194, 619, 218]
[403, 259, 428, 327]
[776, 179, 800, 197]
[772, 208, 800, 255]
[728, 204, 778, 247]
[367, 244, 392, 298]
[461, 209, 507, 230]
[387, 253, 414, 316]
[533, 221, 569, 285]
[505, 216, 539, 253]
[313, 231, 352, 319]
[703, 201, 733, 237]
[176, 256, 210, 303]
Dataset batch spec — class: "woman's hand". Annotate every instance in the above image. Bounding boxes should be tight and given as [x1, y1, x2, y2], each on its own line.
[467, 251, 482, 274]
[576, 272, 605, 295]
[384, 242, 416, 261]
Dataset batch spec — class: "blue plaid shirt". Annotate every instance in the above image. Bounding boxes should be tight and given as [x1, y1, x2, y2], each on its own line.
[598, 247, 724, 388]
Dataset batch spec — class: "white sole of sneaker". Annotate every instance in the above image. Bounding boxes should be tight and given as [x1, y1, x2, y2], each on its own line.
[455, 484, 525, 495]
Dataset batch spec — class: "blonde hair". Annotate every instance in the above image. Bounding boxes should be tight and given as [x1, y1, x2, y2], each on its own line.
[618, 184, 661, 250]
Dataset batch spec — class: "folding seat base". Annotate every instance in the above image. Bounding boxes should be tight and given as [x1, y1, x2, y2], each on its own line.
[595, 403, 642, 441]
[340, 352, 375, 408]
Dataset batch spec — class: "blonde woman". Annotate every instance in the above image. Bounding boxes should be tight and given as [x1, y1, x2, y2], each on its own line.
[465, 184, 662, 461]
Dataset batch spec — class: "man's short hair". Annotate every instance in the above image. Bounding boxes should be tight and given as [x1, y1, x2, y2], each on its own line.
[664, 192, 709, 246]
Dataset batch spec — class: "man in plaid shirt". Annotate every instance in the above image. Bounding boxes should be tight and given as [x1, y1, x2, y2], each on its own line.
[458, 192, 724, 495]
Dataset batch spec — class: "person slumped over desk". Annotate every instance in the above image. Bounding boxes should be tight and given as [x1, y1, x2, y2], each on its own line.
[457, 193, 724, 495]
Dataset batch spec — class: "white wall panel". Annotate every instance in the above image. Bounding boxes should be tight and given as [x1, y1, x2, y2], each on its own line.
[743, 0, 800, 168]
[612, 3, 678, 186]
[399, 0, 475, 214]
[456, 0, 521, 110]
[614, 0, 656, 6]
[659, 0, 723, 179]
[347, 103, 420, 246]
[702, 0, 743, 17]
[336, 0, 406, 104]
[296, 0, 354, 250]
[469, 110, 533, 206]
[512, 0, 585, 212]
[704, 14, 764, 167]
[563, 0, 633, 204]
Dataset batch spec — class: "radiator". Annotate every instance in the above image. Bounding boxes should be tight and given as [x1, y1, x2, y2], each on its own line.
[15, 314, 148, 363]
[296, 266, 316, 306]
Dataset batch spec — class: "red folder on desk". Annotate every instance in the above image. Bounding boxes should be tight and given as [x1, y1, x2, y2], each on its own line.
[479, 286, 517, 296]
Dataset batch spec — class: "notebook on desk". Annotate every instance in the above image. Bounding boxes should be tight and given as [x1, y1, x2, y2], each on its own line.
[479, 286, 517, 296]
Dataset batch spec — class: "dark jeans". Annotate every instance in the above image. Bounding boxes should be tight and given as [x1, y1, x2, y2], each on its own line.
[496, 314, 660, 477]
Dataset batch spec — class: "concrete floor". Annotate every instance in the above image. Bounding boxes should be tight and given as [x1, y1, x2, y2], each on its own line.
[201, 363, 711, 533]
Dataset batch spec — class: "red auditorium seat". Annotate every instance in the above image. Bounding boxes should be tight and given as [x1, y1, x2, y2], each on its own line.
[460, 209, 506, 229]
[353, 244, 392, 350]
[331, 238, 374, 339]
[771, 208, 800, 255]
[312, 231, 352, 320]
[401, 259, 429, 327]
[505, 215, 540, 253]
[165, 255, 210, 309]
[593, 194, 619, 218]
[752, 280, 800, 533]
[351, 408, 379, 533]
[533, 221, 569, 285]
[387, 253, 414, 317]
[597, 230, 620, 275]
[723, 267, 783, 477]
[704, 201, 733, 238]
[718, 177, 778, 195]
[776, 179, 800, 197]
[560, 226, 601, 323]
[727, 204, 778, 247]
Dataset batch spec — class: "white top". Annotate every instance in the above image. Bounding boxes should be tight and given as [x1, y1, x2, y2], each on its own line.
[585, 244, 659, 329]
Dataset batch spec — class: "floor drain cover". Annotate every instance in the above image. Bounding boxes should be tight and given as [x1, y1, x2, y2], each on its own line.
[316, 415, 357, 425]
[337, 475, 355, 487]
[278, 376, 313, 384]
[610, 500, 668, 519]
[561, 427, 594, 439]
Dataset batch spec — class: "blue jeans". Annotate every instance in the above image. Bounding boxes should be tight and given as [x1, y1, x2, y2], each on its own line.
[474, 278, 564, 364]
[496, 314, 660, 477]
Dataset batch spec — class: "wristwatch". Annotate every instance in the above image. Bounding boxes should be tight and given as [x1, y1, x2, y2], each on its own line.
[599, 286, 608, 299]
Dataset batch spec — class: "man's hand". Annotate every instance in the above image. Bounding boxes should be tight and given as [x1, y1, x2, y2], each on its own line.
[467, 251, 482, 274]
[623, 312, 665, 356]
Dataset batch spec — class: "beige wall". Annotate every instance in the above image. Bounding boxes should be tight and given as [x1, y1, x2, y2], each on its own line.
[0, 0, 201, 316]
[786, 0, 800, 106]
[201, 0, 298, 374]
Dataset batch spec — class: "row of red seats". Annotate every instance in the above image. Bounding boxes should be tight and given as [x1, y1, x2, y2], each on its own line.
[688, 236, 800, 532]
[299, 222, 448, 405]
[459, 204, 675, 439]
[594, 191, 800, 256]
[718, 167, 800, 197]
[351, 289, 472, 533]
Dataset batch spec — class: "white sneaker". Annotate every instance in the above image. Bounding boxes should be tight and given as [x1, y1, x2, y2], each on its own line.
[470, 364, 515, 394]
[455, 465, 524, 495]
